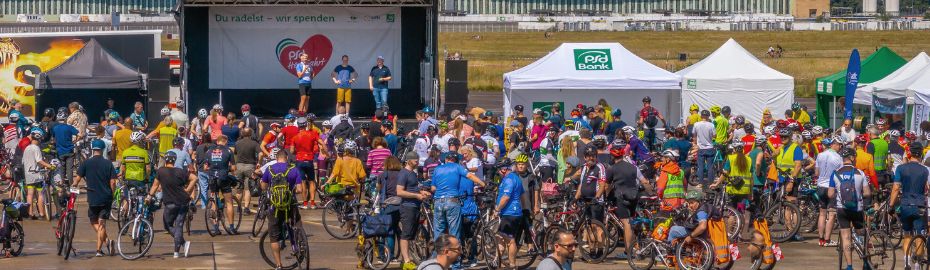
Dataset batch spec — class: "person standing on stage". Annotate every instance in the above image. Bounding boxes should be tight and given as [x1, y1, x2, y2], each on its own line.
[332, 55, 358, 116]
[368, 56, 392, 112]
[295, 53, 314, 115]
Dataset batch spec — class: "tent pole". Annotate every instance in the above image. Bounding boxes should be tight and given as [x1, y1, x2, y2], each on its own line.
[832, 96, 837, 129]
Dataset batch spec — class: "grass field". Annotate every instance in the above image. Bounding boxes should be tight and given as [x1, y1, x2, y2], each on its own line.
[437, 31, 930, 97]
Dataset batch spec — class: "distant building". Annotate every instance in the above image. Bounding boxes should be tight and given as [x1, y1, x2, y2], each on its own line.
[440, 0, 792, 15]
[792, 0, 829, 18]
[0, 0, 176, 15]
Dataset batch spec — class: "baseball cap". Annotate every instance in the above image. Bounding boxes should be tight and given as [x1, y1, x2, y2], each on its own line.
[91, 139, 106, 150]
[377, 55, 384, 60]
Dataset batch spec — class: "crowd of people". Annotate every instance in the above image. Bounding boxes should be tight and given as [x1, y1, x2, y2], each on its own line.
[1, 93, 928, 270]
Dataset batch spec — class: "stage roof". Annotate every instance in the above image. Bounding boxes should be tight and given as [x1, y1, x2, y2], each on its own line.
[183, 0, 433, 6]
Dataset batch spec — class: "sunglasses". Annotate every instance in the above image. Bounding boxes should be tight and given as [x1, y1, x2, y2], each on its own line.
[558, 243, 579, 249]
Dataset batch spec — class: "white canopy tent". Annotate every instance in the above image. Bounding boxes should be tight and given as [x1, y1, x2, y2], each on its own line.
[677, 38, 794, 127]
[503, 43, 681, 126]
[853, 52, 930, 106]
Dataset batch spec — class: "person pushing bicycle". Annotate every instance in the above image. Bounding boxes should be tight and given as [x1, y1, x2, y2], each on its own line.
[260, 149, 304, 270]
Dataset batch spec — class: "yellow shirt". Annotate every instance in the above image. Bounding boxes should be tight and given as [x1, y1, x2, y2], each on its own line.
[793, 111, 811, 126]
[113, 128, 133, 160]
[154, 121, 178, 131]
[686, 113, 701, 126]
[332, 157, 367, 187]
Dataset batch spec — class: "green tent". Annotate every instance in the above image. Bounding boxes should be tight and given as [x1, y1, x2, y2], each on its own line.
[815, 47, 907, 127]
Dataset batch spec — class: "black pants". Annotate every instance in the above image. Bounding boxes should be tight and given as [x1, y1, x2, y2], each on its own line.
[644, 128, 657, 152]
[163, 203, 188, 252]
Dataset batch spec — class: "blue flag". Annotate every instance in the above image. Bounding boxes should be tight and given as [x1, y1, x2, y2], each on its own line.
[844, 49, 860, 120]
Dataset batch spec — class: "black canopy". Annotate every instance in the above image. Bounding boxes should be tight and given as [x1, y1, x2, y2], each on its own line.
[36, 38, 143, 89]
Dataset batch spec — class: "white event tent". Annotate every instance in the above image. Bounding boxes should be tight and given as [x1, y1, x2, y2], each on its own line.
[677, 38, 794, 127]
[853, 52, 930, 106]
[503, 43, 681, 125]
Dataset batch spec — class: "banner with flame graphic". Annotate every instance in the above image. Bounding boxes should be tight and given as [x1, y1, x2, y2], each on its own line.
[0, 32, 158, 117]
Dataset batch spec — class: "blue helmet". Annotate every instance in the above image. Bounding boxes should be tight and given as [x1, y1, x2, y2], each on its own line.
[284, 114, 296, 121]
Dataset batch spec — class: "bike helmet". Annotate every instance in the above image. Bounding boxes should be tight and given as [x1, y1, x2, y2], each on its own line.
[56, 111, 68, 121]
[241, 104, 251, 112]
[8, 112, 19, 122]
[855, 134, 869, 144]
[343, 140, 358, 151]
[710, 106, 721, 114]
[754, 135, 768, 145]
[270, 122, 282, 129]
[593, 135, 608, 147]
[360, 122, 370, 130]
[514, 153, 530, 164]
[875, 118, 887, 125]
[212, 104, 223, 111]
[839, 147, 856, 158]
[642, 96, 652, 103]
[801, 130, 812, 140]
[803, 123, 813, 132]
[609, 140, 627, 157]
[57, 106, 67, 115]
[831, 135, 847, 145]
[909, 142, 924, 157]
[43, 108, 55, 118]
[50, 159, 61, 168]
[175, 99, 185, 108]
[583, 145, 598, 157]
[612, 109, 622, 117]
[811, 126, 824, 135]
[728, 141, 744, 151]
[906, 131, 918, 141]
[689, 104, 699, 112]
[173, 136, 185, 147]
[787, 122, 800, 131]
[306, 113, 317, 121]
[820, 137, 833, 146]
[198, 108, 208, 118]
[130, 131, 146, 144]
[108, 111, 120, 121]
[775, 120, 787, 129]
[284, 114, 296, 122]
[621, 126, 636, 134]
[160, 107, 170, 116]
[296, 117, 308, 127]
[426, 125, 438, 135]
[763, 126, 775, 135]
[721, 106, 731, 115]
[778, 128, 791, 137]
[791, 102, 801, 111]
[661, 149, 679, 158]
[164, 151, 178, 164]
[29, 128, 44, 140]
[889, 129, 901, 137]
[733, 115, 745, 125]
[743, 123, 755, 134]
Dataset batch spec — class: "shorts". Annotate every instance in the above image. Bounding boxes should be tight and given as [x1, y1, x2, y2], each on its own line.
[584, 203, 605, 222]
[25, 181, 44, 190]
[399, 205, 420, 240]
[899, 206, 927, 235]
[296, 161, 315, 183]
[126, 180, 148, 191]
[298, 84, 312, 96]
[499, 215, 525, 241]
[816, 187, 833, 209]
[209, 174, 236, 193]
[234, 163, 256, 190]
[337, 88, 352, 103]
[267, 209, 289, 242]
[88, 204, 111, 221]
[836, 209, 864, 229]
[613, 200, 637, 219]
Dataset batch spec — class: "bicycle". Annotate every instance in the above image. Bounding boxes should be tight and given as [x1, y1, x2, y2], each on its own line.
[759, 170, 802, 243]
[906, 227, 930, 270]
[252, 190, 271, 237]
[116, 190, 158, 260]
[627, 209, 715, 270]
[707, 177, 748, 242]
[55, 186, 79, 260]
[0, 198, 26, 257]
[836, 226, 896, 270]
[258, 203, 310, 270]
[204, 173, 243, 236]
[716, 217, 779, 270]
[321, 185, 365, 240]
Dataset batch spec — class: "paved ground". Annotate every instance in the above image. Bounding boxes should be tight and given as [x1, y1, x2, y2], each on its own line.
[1, 193, 881, 270]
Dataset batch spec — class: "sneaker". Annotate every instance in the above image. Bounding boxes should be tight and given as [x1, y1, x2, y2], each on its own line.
[243, 208, 253, 216]
[299, 201, 310, 210]
[824, 240, 838, 247]
[183, 241, 191, 257]
[95, 250, 105, 257]
[791, 234, 804, 241]
[402, 261, 417, 270]
[845, 265, 853, 270]
[818, 239, 825, 247]
[309, 201, 317, 210]
[213, 224, 221, 233]
[173, 252, 180, 258]
[228, 225, 238, 234]
[615, 252, 629, 260]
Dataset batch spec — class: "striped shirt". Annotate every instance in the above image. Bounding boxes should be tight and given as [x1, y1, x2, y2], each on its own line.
[366, 148, 392, 176]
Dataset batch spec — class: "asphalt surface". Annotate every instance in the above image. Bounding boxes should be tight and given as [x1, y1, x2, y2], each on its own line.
[1, 191, 880, 270]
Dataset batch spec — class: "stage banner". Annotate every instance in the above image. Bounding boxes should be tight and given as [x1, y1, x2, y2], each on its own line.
[208, 6, 403, 90]
[872, 94, 906, 114]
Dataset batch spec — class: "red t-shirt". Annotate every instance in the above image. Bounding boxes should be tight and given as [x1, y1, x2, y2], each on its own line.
[293, 130, 320, 161]
[741, 134, 755, 154]
[262, 131, 278, 151]
[768, 135, 782, 150]
[17, 137, 30, 152]
[281, 126, 300, 149]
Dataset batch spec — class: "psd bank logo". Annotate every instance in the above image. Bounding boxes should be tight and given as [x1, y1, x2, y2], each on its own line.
[573, 49, 612, 70]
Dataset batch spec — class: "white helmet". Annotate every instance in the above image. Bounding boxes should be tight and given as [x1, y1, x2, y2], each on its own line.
[621, 126, 636, 134]
[763, 126, 775, 135]
[811, 126, 824, 135]
[160, 107, 170, 116]
[130, 131, 146, 144]
[343, 140, 358, 151]
[661, 149, 679, 158]
[270, 148, 281, 158]
[198, 108, 208, 118]
[889, 129, 901, 137]
[212, 104, 223, 111]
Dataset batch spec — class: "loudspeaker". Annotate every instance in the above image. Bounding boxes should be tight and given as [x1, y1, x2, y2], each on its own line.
[148, 58, 170, 80]
[445, 103, 467, 114]
[445, 81, 468, 105]
[147, 101, 168, 124]
[147, 79, 170, 101]
[445, 60, 468, 82]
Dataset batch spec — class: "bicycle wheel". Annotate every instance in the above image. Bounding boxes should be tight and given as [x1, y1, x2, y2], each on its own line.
[117, 218, 154, 260]
[321, 200, 357, 240]
[604, 218, 622, 255]
[221, 196, 243, 235]
[480, 228, 502, 269]
[295, 226, 310, 270]
[627, 238, 657, 270]
[676, 237, 714, 270]
[56, 213, 65, 256]
[576, 220, 609, 263]
[722, 205, 743, 241]
[799, 198, 819, 233]
[764, 201, 800, 243]
[252, 206, 267, 237]
[258, 227, 302, 270]
[410, 223, 433, 264]
[906, 236, 928, 270]
[205, 199, 222, 237]
[866, 231, 896, 270]
[116, 197, 133, 231]
[63, 210, 77, 260]
[364, 237, 392, 270]
[43, 186, 53, 221]
[185, 208, 194, 236]
[8, 222, 24, 257]
[513, 222, 543, 269]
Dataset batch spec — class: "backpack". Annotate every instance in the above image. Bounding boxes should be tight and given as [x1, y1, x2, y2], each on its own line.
[268, 164, 296, 219]
[644, 107, 659, 128]
[835, 167, 860, 210]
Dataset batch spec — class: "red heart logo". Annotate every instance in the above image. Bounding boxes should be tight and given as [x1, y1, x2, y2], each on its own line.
[277, 35, 333, 77]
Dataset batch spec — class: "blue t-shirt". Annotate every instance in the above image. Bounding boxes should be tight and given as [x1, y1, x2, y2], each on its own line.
[497, 172, 525, 217]
[384, 134, 399, 155]
[334, 65, 355, 88]
[221, 125, 240, 147]
[663, 138, 692, 166]
[894, 162, 930, 207]
[167, 148, 192, 168]
[296, 62, 313, 85]
[605, 120, 628, 142]
[370, 65, 392, 89]
[431, 162, 468, 198]
[459, 171, 478, 217]
[261, 162, 303, 188]
[53, 123, 79, 155]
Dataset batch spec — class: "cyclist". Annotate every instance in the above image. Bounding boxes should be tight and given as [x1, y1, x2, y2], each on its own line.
[867, 121, 890, 186]
[712, 142, 753, 234]
[396, 151, 429, 270]
[775, 128, 802, 200]
[193, 134, 215, 208]
[495, 153, 528, 269]
[887, 130, 906, 172]
[750, 136, 773, 211]
[429, 151, 483, 245]
[52, 110, 81, 186]
[790, 102, 810, 127]
[260, 149, 304, 270]
[66, 102, 88, 138]
[72, 139, 116, 257]
[656, 148, 685, 211]
[608, 142, 651, 260]
[853, 135, 879, 188]
[814, 136, 843, 247]
[827, 147, 873, 270]
[621, 126, 651, 165]
[234, 128, 261, 215]
[889, 142, 927, 262]
[686, 104, 701, 139]
[191, 108, 208, 141]
[146, 115, 178, 166]
[23, 128, 55, 220]
[260, 122, 282, 158]
[667, 190, 710, 244]
[204, 135, 238, 234]
[120, 131, 151, 190]
[328, 140, 366, 199]
[711, 106, 730, 148]
[146, 151, 197, 258]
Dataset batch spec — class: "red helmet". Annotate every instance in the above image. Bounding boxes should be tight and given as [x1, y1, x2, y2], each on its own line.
[905, 131, 918, 141]
[609, 141, 627, 158]
[776, 119, 787, 129]
[855, 134, 868, 144]
[241, 104, 251, 112]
